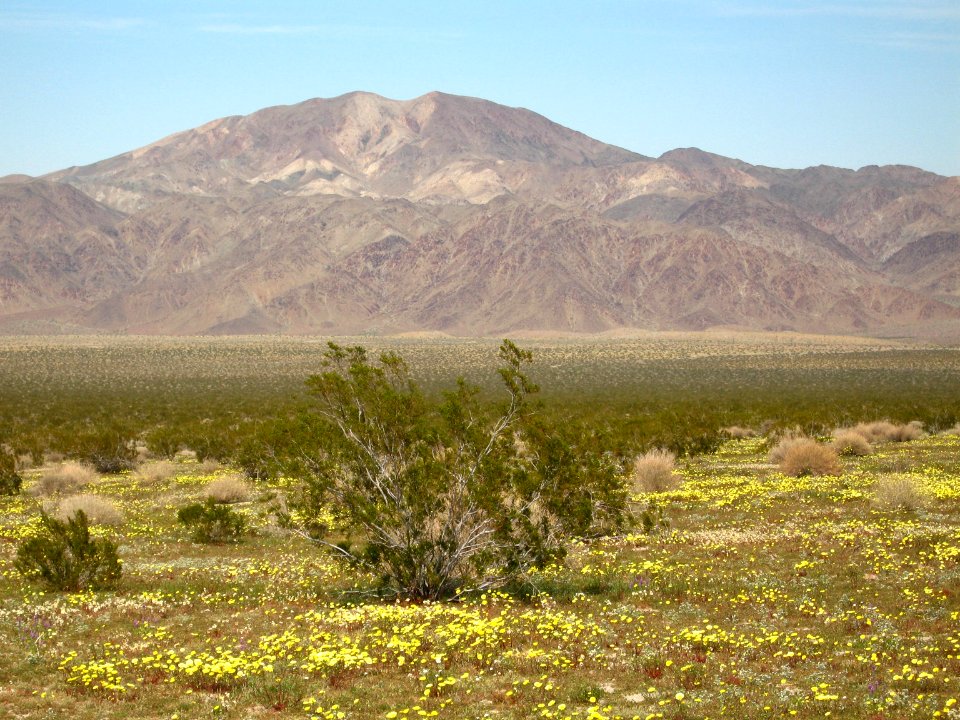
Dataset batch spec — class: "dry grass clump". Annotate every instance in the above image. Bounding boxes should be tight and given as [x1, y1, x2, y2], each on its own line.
[872, 475, 926, 511]
[204, 475, 253, 504]
[723, 426, 757, 439]
[767, 428, 808, 464]
[831, 429, 873, 456]
[631, 449, 681, 493]
[30, 462, 99, 496]
[779, 439, 841, 477]
[137, 460, 180, 484]
[54, 494, 124, 526]
[196, 459, 223, 474]
[851, 420, 925, 444]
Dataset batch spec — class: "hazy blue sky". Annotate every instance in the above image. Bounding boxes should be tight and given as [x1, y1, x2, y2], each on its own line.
[1, 0, 958, 177]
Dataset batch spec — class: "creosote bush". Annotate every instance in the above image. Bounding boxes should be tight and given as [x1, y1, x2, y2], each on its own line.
[872, 475, 926, 511]
[779, 439, 841, 477]
[14, 511, 122, 591]
[55, 494, 124, 526]
[177, 498, 247, 543]
[0, 448, 23, 496]
[631, 448, 681, 493]
[831, 429, 873, 456]
[285, 340, 631, 600]
[31, 462, 98, 497]
[204, 474, 253, 504]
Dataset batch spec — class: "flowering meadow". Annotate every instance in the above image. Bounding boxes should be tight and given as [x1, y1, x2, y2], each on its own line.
[1, 431, 958, 719]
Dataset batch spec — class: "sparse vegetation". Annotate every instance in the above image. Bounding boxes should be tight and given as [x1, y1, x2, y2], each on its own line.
[779, 438, 842, 477]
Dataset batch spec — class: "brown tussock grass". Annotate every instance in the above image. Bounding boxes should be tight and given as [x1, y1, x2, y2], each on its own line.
[831, 429, 873, 457]
[850, 420, 925, 444]
[767, 428, 808, 464]
[631, 449, 681, 493]
[204, 474, 253, 504]
[723, 426, 757, 439]
[30, 462, 99, 496]
[137, 460, 180, 484]
[779, 439, 841, 477]
[54, 494, 124, 526]
[872, 475, 926, 511]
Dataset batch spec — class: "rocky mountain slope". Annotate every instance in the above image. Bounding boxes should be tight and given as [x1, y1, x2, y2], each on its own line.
[2, 91, 958, 338]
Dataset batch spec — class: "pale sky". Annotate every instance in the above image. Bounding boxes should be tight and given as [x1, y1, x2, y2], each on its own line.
[1, 0, 958, 177]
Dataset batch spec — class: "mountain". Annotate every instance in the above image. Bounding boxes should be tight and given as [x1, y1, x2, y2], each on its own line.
[2, 91, 959, 338]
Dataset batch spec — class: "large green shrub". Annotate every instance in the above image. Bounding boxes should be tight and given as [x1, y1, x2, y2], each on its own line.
[14, 511, 122, 591]
[177, 498, 247, 543]
[286, 340, 631, 600]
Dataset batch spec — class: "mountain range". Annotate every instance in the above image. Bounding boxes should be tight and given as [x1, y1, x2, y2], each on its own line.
[2, 90, 958, 338]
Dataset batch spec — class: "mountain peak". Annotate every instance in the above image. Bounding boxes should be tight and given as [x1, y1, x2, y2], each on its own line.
[45, 91, 642, 212]
[9, 93, 957, 339]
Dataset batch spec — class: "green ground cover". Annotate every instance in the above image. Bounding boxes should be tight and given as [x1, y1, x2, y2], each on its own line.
[0, 334, 958, 719]
[0, 435, 957, 719]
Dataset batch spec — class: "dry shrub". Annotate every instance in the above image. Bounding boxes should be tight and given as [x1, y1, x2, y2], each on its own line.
[136, 460, 179, 484]
[134, 441, 151, 462]
[852, 420, 925, 444]
[723, 426, 756, 439]
[195, 459, 223, 474]
[779, 439, 841, 477]
[891, 420, 925, 442]
[31, 462, 98, 497]
[631, 449, 681, 493]
[872, 475, 925, 511]
[831, 429, 873, 456]
[767, 428, 809, 464]
[55, 494, 124, 526]
[204, 475, 253, 504]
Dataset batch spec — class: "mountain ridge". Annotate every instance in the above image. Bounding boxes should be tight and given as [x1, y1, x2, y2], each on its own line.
[1, 91, 958, 339]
